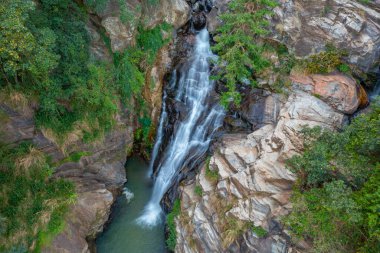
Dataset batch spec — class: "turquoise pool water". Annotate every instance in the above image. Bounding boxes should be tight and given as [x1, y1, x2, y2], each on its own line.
[96, 157, 168, 253]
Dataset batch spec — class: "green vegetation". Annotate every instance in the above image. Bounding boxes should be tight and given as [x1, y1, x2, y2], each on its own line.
[284, 99, 380, 253]
[166, 199, 181, 251]
[358, 0, 373, 5]
[251, 225, 268, 238]
[56, 151, 92, 166]
[194, 185, 203, 197]
[0, 0, 173, 251]
[205, 157, 219, 183]
[212, 0, 278, 107]
[84, 0, 109, 12]
[296, 44, 351, 75]
[137, 23, 172, 66]
[0, 0, 172, 146]
[221, 217, 249, 247]
[0, 142, 76, 252]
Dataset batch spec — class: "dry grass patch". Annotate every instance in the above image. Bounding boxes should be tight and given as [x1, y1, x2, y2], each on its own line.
[16, 147, 45, 172]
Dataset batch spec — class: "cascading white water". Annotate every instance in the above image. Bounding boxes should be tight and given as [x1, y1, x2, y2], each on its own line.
[147, 90, 168, 178]
[136, 28, 224, 227]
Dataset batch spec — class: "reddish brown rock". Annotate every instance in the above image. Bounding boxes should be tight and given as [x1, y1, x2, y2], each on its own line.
[358, 84, 369, 108]
[291, 73, 365, 114]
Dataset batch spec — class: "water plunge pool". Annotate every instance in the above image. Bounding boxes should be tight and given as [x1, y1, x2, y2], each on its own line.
[96, 157, 168, 253]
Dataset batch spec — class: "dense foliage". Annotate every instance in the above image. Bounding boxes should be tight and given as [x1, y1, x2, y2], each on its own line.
[285, 100, 380, 253]
[0, 142, 76, 253]
[0, 0, 170, 146]
[0, 0, 172, 252]
[212, 0, 278, 107]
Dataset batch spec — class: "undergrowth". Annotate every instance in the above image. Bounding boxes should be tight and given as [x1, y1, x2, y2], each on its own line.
[0, 142, 76, 252]
[294, 44, 351, 75]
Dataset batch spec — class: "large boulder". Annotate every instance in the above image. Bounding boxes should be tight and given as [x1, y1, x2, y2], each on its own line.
[240, 89, 283, 129]
[95, 0, 142, 52]
[291, 73, 368, 114]
[42, 182, 114, 253]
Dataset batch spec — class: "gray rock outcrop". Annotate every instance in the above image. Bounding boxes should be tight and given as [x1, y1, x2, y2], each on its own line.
[91, 0, 190, 53]
[207, 0, 380, 72]
[175, 84, 351, 252]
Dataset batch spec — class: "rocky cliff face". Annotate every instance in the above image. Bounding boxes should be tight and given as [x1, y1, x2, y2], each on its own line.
[208, 0, 380, 72]
[87, 0, 191, 122]
[44, 0, 191, 251]
[174, 1, 379, 252]
[0, 0, 191, 252]
[0, 94, 134, 253]
[175, 73, 365, 253]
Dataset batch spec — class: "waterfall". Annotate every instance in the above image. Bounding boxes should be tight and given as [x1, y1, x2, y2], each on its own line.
[147, 90, 168, 178]
[136, 29, 225, 227]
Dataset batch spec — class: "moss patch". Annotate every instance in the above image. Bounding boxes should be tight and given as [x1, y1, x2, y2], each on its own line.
[166, 199, 181, 251]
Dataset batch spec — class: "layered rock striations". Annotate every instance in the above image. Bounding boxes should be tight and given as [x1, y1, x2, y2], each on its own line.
[175, 74, 364, 253]
[173, 1, 379, 252]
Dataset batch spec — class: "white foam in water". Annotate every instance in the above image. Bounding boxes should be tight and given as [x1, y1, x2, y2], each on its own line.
[123, 187, 134, 203]
[136, 29, 224, 227]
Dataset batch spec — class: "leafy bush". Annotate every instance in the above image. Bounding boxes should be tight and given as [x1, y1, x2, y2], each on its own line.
[166, 199, 181, 251]
[137, 23, 172, 66]
[0, 142, 76, 252]
[284, 99, 380, 253]
[297, 44, 350, 74]
[0, 0, 58, 87]
[113, 49, 146, 101]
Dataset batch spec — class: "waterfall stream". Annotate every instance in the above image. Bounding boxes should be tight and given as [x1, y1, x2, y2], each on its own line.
[137, 28, 225, 227]
[147, 90, 168, 178]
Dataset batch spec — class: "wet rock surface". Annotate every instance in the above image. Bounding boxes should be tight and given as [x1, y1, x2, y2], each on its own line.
[240, 89, 283, 130]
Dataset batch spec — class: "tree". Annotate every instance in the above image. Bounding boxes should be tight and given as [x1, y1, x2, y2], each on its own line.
[0, 0, 58, 86]
[212, 0, 277, 107]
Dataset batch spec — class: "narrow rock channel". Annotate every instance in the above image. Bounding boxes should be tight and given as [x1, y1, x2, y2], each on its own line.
[96, 10, 223, 252]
